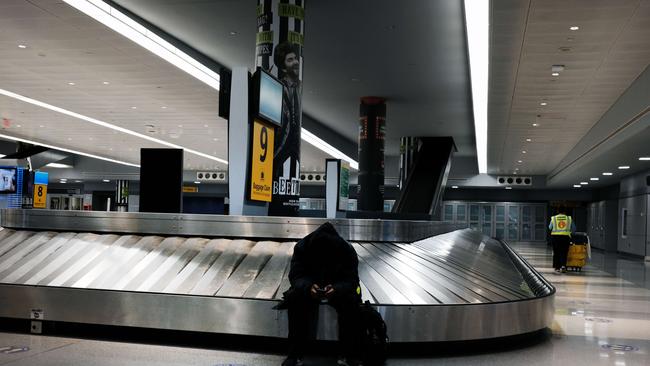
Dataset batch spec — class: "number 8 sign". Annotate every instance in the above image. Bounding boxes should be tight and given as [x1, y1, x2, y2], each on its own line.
[33, 184, 47, 208]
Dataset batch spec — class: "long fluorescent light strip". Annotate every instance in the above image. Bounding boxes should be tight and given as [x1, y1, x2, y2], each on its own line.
[0, 133, 139, 168]
[464, 0, 489, 174]
[0, 88, 227, 165]
[64, 0, 357, 169]
[301, 129, 359, 170]
[63, 0, 220, 91]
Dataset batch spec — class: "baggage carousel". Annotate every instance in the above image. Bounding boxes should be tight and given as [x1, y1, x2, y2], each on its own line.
[0, 209, 554, 342]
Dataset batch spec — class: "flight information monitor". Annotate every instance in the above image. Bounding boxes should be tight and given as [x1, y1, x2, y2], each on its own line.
[252, 68, 282, 126]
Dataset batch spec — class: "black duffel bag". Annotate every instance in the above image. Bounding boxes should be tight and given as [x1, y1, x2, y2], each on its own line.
[358, 300, 388, 366]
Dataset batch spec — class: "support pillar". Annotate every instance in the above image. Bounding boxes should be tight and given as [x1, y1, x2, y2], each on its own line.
[255, 0, 306, 216]
[357, 97, 386, 212]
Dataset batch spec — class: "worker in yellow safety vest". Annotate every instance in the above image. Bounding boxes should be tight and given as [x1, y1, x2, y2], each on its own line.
[548, 206, 576, 273]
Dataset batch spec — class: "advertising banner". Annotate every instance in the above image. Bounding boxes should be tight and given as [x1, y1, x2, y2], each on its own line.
[255, 0, 305, 216]
[338, 161, 350, 211]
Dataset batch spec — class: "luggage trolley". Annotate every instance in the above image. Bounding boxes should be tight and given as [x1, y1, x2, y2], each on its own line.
[567, 232, 590, 272]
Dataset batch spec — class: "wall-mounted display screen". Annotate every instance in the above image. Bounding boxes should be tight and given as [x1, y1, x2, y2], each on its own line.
[0, 167, 17, 194]
[34, 171, 49, 185]
[255, 68, 283, 126]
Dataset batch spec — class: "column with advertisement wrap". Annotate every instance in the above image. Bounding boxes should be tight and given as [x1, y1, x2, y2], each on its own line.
[358, 97, 386, 211]
[255, 0, 305, 216]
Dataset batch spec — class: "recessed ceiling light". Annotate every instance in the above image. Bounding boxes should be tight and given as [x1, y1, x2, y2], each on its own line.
[47, 163, 73, 168]
[573, 185, 581, 188]
[452, 185, 459, 189]
[551, 72, 559, 76]
[67, 137, 72, 141]
[602, 172, 613, 176]
[505, 187, 512, 190]
[526, 138, 532, 142]
[178, 124, 183, 128]
[194, 181, 201, 184]
[570, 26, 579, 31]
[517, 160, 523, 163]
[102, 179, 110, 182]
[18, 44, 27, 49]
[540, 102, 547, 106]
[590, 177, 599, 181]
[103, 81, 110, 85]
[75, 180, 83, 183]
[213, 137, 219, 141]
[515, 168, 519, 171]
[204, 124, 209, 128]
[513, 171, 518, 175]
[68, 82, 76, 86]
[580, 182, 588, 185]
[464, 0, 488, 174]
[39, 125, 45, 128]
[161, 106, 167, 109]
[618, 166, 630, 169]
[532, 123, 539, 127]
[522, 150, 527, 154]
[229, 31, 238, 36]
[639, 157, 650, 161]
[131, 106, 137, 109]
[16, 124, 21, 128]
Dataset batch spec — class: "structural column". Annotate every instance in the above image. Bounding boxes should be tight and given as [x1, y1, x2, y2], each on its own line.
[358, 97, 386, 211]
[255, 0, 306, 216]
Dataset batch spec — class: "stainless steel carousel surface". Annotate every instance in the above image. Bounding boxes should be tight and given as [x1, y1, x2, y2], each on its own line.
[0, 209, 554, 342]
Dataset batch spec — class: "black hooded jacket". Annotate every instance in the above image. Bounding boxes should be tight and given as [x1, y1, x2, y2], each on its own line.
[288, 222, 359, 297]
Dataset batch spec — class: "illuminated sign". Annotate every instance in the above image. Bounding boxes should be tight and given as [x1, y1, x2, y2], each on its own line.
[249, 119, 275, 202]
[33, 171, 48, 209]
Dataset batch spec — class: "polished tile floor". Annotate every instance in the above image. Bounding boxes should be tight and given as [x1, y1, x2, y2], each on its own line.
[1, 242, 649, 365]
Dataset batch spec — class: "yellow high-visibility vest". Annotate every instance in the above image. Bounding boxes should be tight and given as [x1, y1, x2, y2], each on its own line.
[551, 214, 572, 236]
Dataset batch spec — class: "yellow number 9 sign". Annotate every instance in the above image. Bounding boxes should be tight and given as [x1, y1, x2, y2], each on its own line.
[250, 119, 275, 202]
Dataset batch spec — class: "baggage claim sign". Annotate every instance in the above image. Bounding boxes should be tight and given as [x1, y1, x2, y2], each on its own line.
[250, 119, 275, 202]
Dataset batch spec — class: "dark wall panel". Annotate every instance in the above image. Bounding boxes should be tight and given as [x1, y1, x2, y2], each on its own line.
[139, 149, 183, 213]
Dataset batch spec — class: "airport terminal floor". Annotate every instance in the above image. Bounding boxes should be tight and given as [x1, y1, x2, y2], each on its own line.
[0, 243, 649, 366]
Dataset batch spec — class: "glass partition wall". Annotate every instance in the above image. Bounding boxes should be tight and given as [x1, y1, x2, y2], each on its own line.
[442, 201, 548, 242]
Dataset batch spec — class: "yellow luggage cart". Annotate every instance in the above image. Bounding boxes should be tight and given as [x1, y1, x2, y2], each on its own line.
[566, 232, 590, 272]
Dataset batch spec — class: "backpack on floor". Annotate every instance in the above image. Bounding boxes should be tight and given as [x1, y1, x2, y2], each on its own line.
[358, 300, 388, 366]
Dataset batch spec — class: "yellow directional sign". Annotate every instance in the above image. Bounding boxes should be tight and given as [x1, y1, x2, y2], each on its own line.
[33, 184, 47, 209]
[250, 119, 275, 202]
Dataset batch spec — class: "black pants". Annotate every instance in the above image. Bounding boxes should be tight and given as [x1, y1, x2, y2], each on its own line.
[552, 235, 571, 269]
[287, 292, 360, 358]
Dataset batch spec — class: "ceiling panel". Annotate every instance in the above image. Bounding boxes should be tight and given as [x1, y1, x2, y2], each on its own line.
[489, 0, 650, 176]
[112, 0, 476, 162]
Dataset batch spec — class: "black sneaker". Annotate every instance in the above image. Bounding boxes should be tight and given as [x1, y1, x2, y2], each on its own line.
[281, 356, 304, 366]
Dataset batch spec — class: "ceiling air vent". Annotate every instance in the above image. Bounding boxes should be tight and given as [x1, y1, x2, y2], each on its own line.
[497, 176, 532, 186]
[300, 172, 326, 184]
[196, 171, 227, 182]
